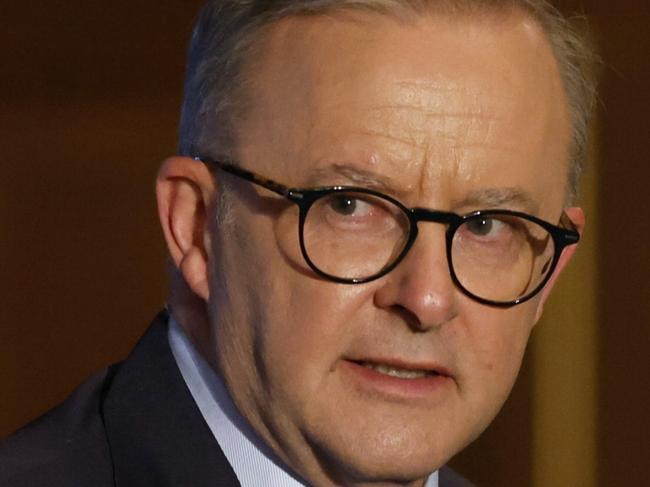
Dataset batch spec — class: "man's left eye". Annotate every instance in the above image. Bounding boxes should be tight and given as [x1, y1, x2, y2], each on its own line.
[465, 217, 504, 236]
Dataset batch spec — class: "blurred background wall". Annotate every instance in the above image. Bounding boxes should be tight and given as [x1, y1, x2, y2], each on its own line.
[1, 1, 648, 485]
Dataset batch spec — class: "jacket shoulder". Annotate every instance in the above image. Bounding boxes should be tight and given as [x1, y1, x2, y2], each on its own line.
[0, 366, 120, 487]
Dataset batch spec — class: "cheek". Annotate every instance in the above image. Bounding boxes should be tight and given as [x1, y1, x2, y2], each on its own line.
[456, 301, 538, 420]
[259, 281, 369, 388]
[235, 279, 377, 445]
[215, 208, 373, 398]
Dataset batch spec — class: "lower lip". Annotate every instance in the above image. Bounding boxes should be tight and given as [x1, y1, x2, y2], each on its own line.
[341, 360, 454, 401]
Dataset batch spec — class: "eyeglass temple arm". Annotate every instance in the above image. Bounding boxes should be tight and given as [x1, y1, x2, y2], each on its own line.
[194, 156, 295, 198]
[559, 212, 580, 244]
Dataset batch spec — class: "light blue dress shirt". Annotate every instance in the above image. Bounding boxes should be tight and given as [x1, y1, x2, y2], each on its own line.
[168, 316, 439, 487]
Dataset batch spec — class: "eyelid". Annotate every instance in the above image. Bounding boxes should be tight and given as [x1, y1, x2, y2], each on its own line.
[324, 190, 396, 210]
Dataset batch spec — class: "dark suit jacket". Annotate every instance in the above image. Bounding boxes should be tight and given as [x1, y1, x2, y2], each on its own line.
[0, 311, 473, 487]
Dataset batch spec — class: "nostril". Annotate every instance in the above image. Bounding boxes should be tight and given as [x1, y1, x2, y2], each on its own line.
[394, 305, 423, 331]
[387, 304, 454, 333]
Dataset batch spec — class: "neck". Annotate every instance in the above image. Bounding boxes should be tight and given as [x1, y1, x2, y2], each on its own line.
[168, 274, 218, 372]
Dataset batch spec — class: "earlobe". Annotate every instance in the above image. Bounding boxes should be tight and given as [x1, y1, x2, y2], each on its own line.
[534, 206, 585, 322]
[156, 156, 216, 301]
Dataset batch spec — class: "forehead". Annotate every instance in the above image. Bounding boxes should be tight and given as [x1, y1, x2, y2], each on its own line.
[236, 9, 571, 214]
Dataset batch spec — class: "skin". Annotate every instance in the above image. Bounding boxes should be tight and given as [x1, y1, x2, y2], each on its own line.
[157, 9, 584, 487]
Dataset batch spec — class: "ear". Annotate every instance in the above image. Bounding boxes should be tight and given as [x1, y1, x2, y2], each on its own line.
[534, 206, 585, 322]
[156, 156, 216, 301]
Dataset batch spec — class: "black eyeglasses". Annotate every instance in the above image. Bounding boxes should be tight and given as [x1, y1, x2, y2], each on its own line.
[196, 156, 580, 308]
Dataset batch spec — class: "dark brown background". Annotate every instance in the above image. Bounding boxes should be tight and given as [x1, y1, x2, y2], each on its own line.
[1, 1, 648, 485]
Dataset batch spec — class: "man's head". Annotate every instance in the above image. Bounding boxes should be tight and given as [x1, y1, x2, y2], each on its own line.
[157, 1, 597, 485]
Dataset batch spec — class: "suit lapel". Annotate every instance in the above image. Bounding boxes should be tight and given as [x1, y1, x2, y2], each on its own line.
[102, 311, 240, 487]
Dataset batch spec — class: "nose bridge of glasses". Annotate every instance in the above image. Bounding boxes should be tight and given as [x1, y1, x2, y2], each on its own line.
[399, 209, 454, 273]
[411, 208, 461, 228]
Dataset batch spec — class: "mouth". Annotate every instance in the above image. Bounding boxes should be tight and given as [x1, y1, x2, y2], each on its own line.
[355, 361, 443, 379]
[347, 357, 452, 379]
[342, 358, 454, 400]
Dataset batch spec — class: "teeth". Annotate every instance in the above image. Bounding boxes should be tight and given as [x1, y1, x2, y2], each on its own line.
[361, 362, 433, 379]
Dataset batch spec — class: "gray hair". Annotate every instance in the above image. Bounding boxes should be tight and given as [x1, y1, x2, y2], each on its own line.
[179, 0, 599, 201]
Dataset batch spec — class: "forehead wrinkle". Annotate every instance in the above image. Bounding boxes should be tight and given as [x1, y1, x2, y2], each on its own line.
[357, 110, 501, 176]
[370, 105, 504, 122]
[384, 75, 513, 103]
[366, 84, 507, 150]
[352, 128, 419, 152]
[408, 113, 509, 202]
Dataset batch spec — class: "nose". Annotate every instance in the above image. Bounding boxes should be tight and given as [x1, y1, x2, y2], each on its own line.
[373, 225, 458, 331]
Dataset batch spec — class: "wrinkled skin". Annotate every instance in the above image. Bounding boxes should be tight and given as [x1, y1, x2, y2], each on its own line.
[157, 9, 583, 487]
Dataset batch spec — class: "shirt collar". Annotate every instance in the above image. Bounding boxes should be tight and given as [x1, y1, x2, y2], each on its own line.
[168, 314, 438, 487]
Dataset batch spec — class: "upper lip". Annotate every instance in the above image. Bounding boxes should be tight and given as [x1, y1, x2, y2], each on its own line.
[346, 356, 453, 378]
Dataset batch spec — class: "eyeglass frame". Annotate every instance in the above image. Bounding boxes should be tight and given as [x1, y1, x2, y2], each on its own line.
[195, 156, 580, 308]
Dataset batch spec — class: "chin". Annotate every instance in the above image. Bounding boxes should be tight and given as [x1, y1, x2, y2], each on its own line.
[307, 425, 456, 486]
[325, 452, 444, 486]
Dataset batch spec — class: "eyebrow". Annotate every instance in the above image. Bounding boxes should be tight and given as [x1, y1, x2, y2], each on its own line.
[302, 164, 407, 195]
[457, 187, 540, 214]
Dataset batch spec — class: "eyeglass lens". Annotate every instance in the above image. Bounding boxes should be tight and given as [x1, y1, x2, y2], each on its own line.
[301, 191, 556, 303]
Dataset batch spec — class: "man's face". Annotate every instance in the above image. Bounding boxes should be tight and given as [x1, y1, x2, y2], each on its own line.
[207, 10, 573, 486]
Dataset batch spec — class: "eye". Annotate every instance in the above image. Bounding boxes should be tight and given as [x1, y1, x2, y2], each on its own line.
[315, 192, 403, 234]
[465, 217, 504, 237]
[328, 195, 374, 217]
